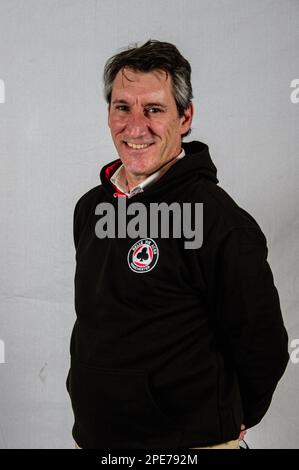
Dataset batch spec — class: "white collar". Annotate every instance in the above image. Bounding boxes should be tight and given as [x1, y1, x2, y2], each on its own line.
[110, 148, 185, 198]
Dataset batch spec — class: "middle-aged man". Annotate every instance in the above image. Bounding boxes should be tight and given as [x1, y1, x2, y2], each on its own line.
[66, 40, 289, 449]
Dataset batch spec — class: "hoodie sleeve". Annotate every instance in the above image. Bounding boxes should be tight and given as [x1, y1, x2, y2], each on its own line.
[73, 186, 102, 251]
[212, 225, 289, 429]
[73, 193, 89, 251]
[73, 198, 82, 251]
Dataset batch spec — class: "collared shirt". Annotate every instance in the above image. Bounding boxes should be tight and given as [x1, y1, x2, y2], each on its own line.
[110, 148, 185, 198]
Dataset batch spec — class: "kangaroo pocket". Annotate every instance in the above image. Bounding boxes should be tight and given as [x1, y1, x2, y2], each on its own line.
[68, 359, 182, 448]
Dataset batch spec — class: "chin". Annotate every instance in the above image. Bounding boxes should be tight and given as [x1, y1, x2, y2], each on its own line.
[126, 164, 153, 177]
[124, 155, 156, 172]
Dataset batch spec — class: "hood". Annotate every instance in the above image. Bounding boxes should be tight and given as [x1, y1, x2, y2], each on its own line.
[100, 140, 219, 199]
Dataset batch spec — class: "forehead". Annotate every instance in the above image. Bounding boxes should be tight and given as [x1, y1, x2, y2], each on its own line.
[111, 68, 174, 100]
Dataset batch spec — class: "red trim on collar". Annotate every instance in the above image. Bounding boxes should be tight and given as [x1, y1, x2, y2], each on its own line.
[104, 160, 127, 198]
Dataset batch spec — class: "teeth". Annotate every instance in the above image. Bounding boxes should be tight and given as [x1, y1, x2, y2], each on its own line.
[126, 142, 151, 149]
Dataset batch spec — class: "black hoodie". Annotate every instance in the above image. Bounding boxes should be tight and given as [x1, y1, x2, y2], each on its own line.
[67, 141, 289, 449]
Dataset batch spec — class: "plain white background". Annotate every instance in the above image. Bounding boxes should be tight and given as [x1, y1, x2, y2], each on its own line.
[0, 0, 298, 448]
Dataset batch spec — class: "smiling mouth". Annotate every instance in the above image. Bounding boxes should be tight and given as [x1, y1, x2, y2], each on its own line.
[124, 142, 154, 150]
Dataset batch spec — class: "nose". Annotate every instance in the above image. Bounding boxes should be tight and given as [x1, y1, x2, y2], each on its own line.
[125, 110, 149, 139]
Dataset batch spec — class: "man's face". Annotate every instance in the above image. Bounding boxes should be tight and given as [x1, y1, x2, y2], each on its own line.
[108, 68, 193, 189]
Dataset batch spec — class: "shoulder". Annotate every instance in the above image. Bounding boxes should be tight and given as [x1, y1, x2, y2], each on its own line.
[74, 184, 105, 214]
[196, 178, 262, 233]
[193, 180, 269, 266]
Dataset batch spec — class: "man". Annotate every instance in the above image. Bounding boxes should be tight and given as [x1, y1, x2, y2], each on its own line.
[66, 40, 289, 449]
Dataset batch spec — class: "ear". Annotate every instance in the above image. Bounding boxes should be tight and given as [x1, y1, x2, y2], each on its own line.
[180, 103, 194, 135]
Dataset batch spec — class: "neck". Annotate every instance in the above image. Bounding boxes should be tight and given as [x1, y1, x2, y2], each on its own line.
[125, 149, 183, 191]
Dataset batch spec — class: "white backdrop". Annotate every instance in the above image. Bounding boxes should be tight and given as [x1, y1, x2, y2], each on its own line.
[0, 0, 298, 449]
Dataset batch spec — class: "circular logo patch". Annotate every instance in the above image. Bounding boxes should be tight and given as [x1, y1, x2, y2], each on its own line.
[127, 238, 159, 273]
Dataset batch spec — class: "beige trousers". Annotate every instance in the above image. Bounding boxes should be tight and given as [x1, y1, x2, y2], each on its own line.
[190, 438, 240, 449]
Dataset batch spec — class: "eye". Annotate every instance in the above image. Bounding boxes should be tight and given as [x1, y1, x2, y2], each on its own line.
[115, 105, 129, 112]
[146, 107, 163, 114]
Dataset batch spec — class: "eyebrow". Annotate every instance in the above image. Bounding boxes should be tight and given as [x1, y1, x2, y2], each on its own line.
[145, 102, 167, 109]
[111, 99, 167, 109]
[111, 99, 129, 105]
